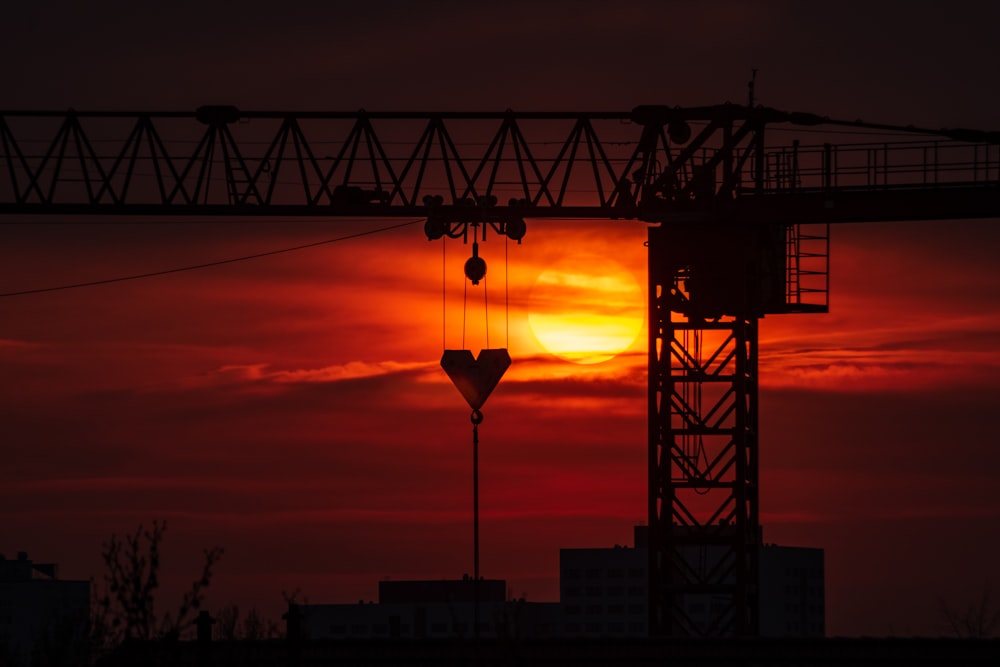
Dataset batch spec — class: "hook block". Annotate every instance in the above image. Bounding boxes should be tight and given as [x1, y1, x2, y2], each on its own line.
[440, 349, 511, 411]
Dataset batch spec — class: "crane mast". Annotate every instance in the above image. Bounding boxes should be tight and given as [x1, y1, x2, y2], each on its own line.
[2, 104, 999, 637]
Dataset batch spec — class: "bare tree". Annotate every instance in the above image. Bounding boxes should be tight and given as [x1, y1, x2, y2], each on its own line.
[939, 583, 1000, 638]
[213, 603, 280, 641]
[214, 604, 241, 641]
[242, 607, 280, 640]
[90, 520, 223, 656]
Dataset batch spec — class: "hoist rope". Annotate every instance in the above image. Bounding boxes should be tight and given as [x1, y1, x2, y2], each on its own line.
[505, 235, 510, 349]
[442, 237, 447, 351]
[445, 229, 514, 353]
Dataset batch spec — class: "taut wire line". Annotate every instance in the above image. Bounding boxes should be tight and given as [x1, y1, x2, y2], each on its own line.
[0, 218, 422, 297]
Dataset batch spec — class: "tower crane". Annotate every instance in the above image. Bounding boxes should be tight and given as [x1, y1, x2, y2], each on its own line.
[2, 103, 999, 637]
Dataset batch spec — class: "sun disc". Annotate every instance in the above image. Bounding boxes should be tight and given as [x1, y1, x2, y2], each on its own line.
[528, 255, 644, 364]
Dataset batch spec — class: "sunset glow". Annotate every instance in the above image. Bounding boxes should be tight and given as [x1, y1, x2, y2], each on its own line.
[4, 215, 1000, 639]
[4, 1, 1000, 642]
[527, 255, 645, 364]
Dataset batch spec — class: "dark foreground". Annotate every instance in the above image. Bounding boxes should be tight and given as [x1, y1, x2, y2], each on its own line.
[96, 636, 1000, 666]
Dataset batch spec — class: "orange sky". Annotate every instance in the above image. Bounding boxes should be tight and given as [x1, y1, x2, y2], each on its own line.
[4, 216, 1000, 637]
[3, 0, 1000, 638]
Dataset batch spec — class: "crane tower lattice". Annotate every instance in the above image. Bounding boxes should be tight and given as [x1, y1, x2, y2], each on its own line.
[3, 104, 999, 636]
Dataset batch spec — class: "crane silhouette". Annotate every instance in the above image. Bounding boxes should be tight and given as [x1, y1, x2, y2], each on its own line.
[2, 103, 998, 637]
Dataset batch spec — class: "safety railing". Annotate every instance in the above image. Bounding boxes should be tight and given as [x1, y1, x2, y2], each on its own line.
[757, 139, 1000, 193]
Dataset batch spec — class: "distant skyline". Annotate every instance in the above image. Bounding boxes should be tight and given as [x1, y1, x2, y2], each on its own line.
[3, 0, 1000, 638]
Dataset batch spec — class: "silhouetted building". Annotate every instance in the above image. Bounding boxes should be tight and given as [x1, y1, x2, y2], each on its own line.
[560, 545, 648, 637]
[634, 525, 825, 637]
[560, 527, 824, 638]
[300, 528, 823, 640]
[302, 575, 561, 640]
[0, 552, 90, 666]
[759, 543, 825, 637]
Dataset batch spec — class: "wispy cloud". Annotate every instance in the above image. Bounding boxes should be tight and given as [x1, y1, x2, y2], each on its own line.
[211, 360, 436, 385]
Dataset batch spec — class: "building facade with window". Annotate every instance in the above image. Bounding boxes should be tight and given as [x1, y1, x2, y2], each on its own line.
[0, 552, 90, 667]
[559, 545, 649, 637]
[759, 543, 825, 637]
[300, 530, 823, 640]
[301, 576, 561, 640]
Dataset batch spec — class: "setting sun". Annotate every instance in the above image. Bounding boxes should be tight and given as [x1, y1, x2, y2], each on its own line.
[527, 254, 645, 364]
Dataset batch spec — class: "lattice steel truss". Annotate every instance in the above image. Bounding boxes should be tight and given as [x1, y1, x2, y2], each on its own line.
[3, 104, 1000, 638]
[2, 105, 998, 221]
[648, 222, 762, 637]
